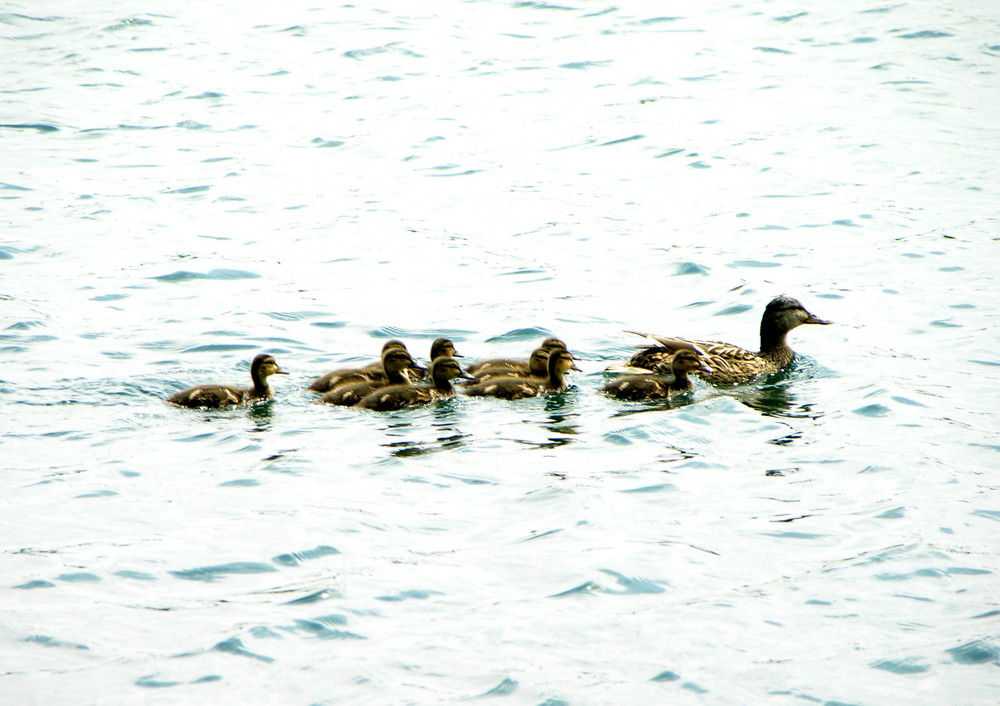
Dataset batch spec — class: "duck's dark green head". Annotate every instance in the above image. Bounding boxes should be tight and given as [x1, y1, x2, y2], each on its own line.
[431, 337, 461, 359]
[430, 356, 472, 383]
[252, 353, 287, 380]
[763, 296, 832, 335]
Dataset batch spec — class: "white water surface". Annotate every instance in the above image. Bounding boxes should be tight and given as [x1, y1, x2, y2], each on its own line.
[3, 2, 1000, 704]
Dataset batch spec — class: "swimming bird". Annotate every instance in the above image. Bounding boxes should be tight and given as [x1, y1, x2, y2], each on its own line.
[357, 356, 473, 411]
[307, 340, 408, 393]
[602, 350, 713, 401]
[465, 337, 567, 376]
[406, 337, 462, 381]
[320, 347, 414, 406]
[464, 348, 580, 400]
[168, 353, 287, 408]
[624, 296, 831, 385]
[467, 347, 549, 383]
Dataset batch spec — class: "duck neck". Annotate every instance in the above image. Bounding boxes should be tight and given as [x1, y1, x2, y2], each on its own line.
[545, 367, 565, 390]
[759, 319, 791, 356]
[668, 368, 690, 390]
[251, 372, 272, 398]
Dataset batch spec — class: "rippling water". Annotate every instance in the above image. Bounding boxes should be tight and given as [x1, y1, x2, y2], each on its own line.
[3, 2, 1000, 704]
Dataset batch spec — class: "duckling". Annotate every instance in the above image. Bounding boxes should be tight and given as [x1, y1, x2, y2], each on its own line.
[320, 348, 414, 406]
[603, 350, 713, 401]
[467, 347, 549, 383]
[308, 340, 408, 393]
[357, 356, 473, 411]
[406, 337, 462, 382]
[465, 336, 567, 376]
[464, 348, 580, 400]
[624, 296, 831, 385]
[168, 353, 287, 408]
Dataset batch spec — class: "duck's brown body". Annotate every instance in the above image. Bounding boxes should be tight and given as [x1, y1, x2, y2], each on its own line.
[168, 354, 287, 409]
[625, 296, 830, 385]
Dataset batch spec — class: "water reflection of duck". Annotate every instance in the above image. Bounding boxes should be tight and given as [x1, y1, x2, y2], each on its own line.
[168, 354, 287, 408]
[320, 348, 414, 406]
[624, 296, 831, 385]
[603, 350, 713, 401]
[464, 349, 580, 400]
[465, 337, 566, 376]
[358, 356, 472, 411]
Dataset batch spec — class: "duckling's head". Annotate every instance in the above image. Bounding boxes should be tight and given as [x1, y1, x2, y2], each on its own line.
[528, 348, 551, 376]
[429, 356, 473, 383]
[430, 337, 461, 359]
[382, 348, 415, 375]
[252, 354, 288, 380]
[548, 349, 581, 375]
[763, 296, 832, 335]
[670, 349, 713, 375]
[382, 339, 409, 353]
[540, 337, 568, 352]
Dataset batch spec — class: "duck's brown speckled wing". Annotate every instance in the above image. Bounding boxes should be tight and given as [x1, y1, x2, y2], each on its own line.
[168, 385, 245, 408]
[625, 332, 770, 385]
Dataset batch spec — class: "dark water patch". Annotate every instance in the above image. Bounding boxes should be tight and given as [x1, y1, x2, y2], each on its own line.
[181, 343, 259, 353]
[971, 509, 1000, 523]
[755, 46, 793, 54]
[136, 674, 180, 688]
[674, 261, 709, 276]
[551, 581, 600, 597]
[475, 677, 518, 697]
[682, 682, 709, 694]
[761, 531, 825, 540]
[946, 640, 999, 665]
[114, 570, 156, 580]
[518, 528, 563, 543]
[265, 311, 330, 322]
[898, 30, 952, 40]
[286, 618, 364, 641]
[876, 507, 905, 520]
[775, 11, 808, 22]
[484, 327, 556, 343]
[212, 637, 274, 662]
[284, 588, 342, 605]
[599, 134, 644, 147]
[57, 572, 101, 583]
[162, 184, 211, 195]
[170, 562, 278, 582]
[854, 403, 890, 417]
[311, 320, 348, 329]
[621, 483, 676, 494]
[651, 669, 681, 682]
[272, 545, 340, 567]
[376, 589, 442, 602]
[15, 579, 55, 589]
[599, 569, 667, 594]
[24, 635, 89, 650]
[891, 395, 926, 407]
[0, 123, 59, 133]
[104, 17, 155, 31]
[219, 478, 259, 487]
[973, 610, 1000, 619]
[91, 293, 128, 302]
[728, 259, 780, 269]
[655, 148, 685, 158]
[560, 60, 612, 70]
[152, 268, 260, 283]
[187, 91, 225, 100]
[74, 489, 118, 499]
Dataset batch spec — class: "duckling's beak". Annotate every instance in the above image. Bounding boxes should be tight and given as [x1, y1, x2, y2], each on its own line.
[571, 363, 582, 373]
[457, 370, 474, 380]
[804, 312, 832, 325]
[452, 351, 464, 358]
[275, 368, 289, 375]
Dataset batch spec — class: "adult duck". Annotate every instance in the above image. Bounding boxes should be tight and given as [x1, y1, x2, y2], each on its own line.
[357, 356, 472, 411]
[464, 348, 579, 400]
[624, 296, 831, 385]
[168, 353, 287, 408]
[603, 350, 713, 401]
